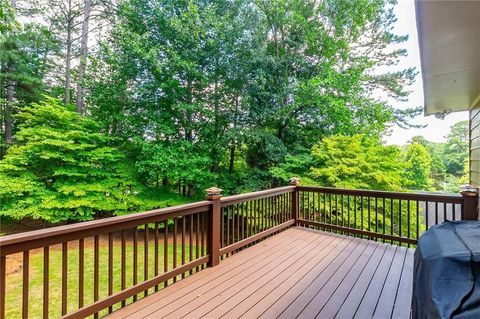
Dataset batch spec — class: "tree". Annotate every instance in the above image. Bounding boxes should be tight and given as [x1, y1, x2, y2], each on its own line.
[444, 121, 468, 176]
[87, 0, 262, 190]
[135, 140, 214, 196]
[1, 2, 59, 154]
[0, 0, 18, 36]
[308, 134, 404, 190]
[1, 0, 17, 147]
[271, 134, 422, 236]
[269, 151, 315, 185]
[243, 0, 420, 152]
[43, 0, 84, 105]
[403, 143, 433, 191]
[75, 0, 92, 113]
[444, 158, 469, 193]
[409, 136, 446, 190]
[0, 97, 166, 222]
[34, 0, 115, 107]
[1, 0, 423, 215]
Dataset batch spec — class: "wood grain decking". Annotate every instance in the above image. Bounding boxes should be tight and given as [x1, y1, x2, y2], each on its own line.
[108, 227, 414, 319]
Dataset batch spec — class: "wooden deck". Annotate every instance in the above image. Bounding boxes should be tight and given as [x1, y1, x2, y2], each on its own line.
[108, 227, 414, 319]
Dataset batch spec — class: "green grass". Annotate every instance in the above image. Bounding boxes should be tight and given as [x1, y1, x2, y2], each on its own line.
[5, 236, 197, 319]
[3, 199, 280, 319]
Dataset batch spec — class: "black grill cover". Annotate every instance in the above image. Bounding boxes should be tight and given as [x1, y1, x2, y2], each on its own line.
[412, 221, 480, 319]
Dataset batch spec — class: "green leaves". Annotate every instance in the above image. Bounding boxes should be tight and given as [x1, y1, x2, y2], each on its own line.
[272, 134, 406, 191]
[87, 0, 416, 186]
[309, 134, 404, 191]
[402, 143, 433, 191]
[406, 121, 469, 192]
[0, 0, 19, 36]
[444, 121, 468, 176]
[0, 98, 186, 222]
[135, 140, 215, 192]
[1, 0, 429, 225]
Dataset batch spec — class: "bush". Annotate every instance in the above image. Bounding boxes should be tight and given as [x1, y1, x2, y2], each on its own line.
[0, 97, 183, 222]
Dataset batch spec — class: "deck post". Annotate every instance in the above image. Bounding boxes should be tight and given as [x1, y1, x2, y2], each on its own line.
[460, 186, 478, 220]
[290, 178, 300, 225]
[206, 187, 223, 267]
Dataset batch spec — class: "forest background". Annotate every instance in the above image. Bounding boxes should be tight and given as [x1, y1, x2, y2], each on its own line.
[0, 0, 468, 225]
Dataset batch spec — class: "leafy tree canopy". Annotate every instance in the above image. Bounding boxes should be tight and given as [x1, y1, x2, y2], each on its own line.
[309, 135, 404, 190]
[2, 0, 468, 225]
[272, 134, 405, 191]
[402, 143, 433, 191]
[0, 97, 185, 222]
[444, 121, 468, 176]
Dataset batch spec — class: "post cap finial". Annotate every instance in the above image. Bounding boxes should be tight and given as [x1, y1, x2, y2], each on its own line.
[206, 187, 223, 197]
[290, 177, 300, 185]
[460, 184, 478, 196]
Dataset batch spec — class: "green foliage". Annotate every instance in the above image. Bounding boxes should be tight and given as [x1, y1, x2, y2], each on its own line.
[272, 130, 468, 194]
[308, 135, 404, 191]
[1, 0, 441, 225]
[270, 152, 315, 185]
[302, 196, 424, 241]
[443, 158, 469, 193]
[246, 131, 287, 170]
[402, 143, 433, 191]
[0, 21, 59, 103]
[444, 121, 468, 176]
[410, 136, 446, 190]
[135, 140, 215, 195]
[83, 0, 419, 195]
[0, 98, 186, 222]
[408, 122, 469, 193]
[0, 0, 18, 36]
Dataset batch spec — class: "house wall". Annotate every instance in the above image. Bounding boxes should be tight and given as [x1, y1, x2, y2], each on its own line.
[470, 104, 480, 187]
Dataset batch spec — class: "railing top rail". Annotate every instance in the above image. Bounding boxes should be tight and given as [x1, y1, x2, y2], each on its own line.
[220, 186, 295, 207]
[297, 185, 464, 202]
[0, 200, 211, 250]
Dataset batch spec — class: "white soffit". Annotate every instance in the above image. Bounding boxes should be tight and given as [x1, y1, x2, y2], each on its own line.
[415, 0, 480, 115]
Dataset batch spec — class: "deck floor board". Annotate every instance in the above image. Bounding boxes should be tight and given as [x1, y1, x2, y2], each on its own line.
[108, 227, 413, 319]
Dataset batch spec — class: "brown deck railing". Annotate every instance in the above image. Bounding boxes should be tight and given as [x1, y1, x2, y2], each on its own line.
[219, 186, 295, 256]
[0, 201, 213, 319]
[0, 183, 477, 318]
[296, 185, 478, 245]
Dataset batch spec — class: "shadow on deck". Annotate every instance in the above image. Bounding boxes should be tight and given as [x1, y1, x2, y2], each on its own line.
[108, 227, 414, 319]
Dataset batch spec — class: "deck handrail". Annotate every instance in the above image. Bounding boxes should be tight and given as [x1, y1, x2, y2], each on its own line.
[0, 183, 477, 319]
[0, 186, 295, 319]
[220, 186, 295, 206]
[295, 185, 477, 246]
[297, 185, 465, 202]
[0, 201, 212, 255]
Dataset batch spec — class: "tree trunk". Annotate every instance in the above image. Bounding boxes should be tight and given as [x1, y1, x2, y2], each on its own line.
[228, 145, 235, 174]
[4, 0, 16, 145]
[162, 177, 169, 186]
[65, 37, 72, 104]
[211, 79, 220, 173]
[228, 95, 239, 174]
[187, 184, 194, 197]
[185, 79, 193, 142]
[5, 81, 14, 144]
[277, 118, 286, 141]
[75, 0, 92, 114]
[64, 0, 73, 104]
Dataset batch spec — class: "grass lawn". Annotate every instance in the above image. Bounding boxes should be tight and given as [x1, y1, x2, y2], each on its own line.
[5, 235, 197, 319]
[3, 198, 281, 318]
